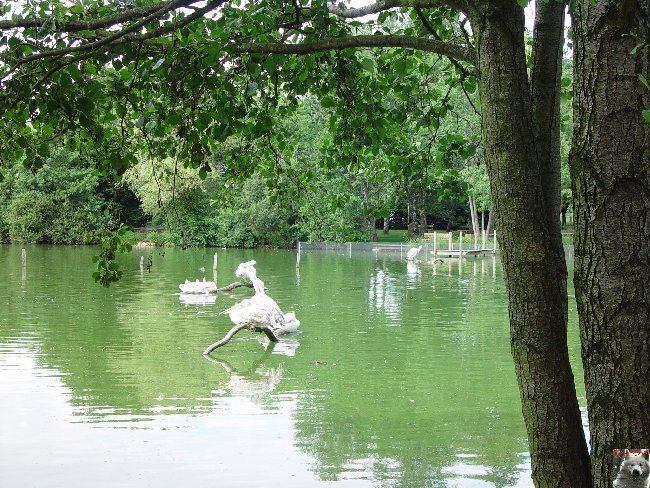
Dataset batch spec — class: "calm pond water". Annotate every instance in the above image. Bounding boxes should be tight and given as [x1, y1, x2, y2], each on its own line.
[0, 245, 586, 487]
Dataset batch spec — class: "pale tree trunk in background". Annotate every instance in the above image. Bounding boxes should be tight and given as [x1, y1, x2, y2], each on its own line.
[485, 209, 494, 240]
[418, 190, 427, 234]
[472, 1, 590, 485]
[571, 2, 650, 486]
[370, 217, 377, 241]
[469, 195, 480, 236]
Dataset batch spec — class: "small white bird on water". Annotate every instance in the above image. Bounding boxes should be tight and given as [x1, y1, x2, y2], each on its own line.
[179, 277, 217, 294]
[407, 245, 423, 261]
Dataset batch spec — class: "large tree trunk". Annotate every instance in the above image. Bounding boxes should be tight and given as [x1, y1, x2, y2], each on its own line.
[472, 1, 589, 485]
[570, 2, 650, 486]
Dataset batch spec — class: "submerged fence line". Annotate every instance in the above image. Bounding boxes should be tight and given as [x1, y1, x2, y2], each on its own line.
[298, 231, 574, 259]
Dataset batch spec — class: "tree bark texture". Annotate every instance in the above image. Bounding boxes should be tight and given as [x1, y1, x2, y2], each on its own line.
[473, 2, 590, 485]
[530, 0, 567, 269]
[570, 2, 650, 486]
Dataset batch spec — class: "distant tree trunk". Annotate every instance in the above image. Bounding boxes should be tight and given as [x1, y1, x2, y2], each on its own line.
[418, 191, 427, 235]
[383, 216, 390, 234]
[473, 1, 589, 485]
[571, 2, 650, 486]
[407, 199, 417, 235]
[370, 217, 378, 242]
[469, 195, 480, 236]
[485, 209, 494, 239]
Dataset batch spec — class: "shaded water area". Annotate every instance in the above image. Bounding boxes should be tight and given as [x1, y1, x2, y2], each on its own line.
[0, 245, 585, 487]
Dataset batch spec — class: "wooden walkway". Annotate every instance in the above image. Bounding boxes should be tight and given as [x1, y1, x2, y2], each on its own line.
[424, 231, 498, 258]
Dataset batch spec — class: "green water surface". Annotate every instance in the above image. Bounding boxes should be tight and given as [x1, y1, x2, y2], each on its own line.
[0, 245, 585, 487]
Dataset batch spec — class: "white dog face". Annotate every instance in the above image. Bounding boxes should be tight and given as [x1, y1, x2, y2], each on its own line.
[618, 453, 650, 480]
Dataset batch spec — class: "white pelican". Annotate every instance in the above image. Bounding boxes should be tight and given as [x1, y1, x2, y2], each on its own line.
[406, 245, 423, 261]
[235, 260, 258, 282]
[204, 274, 300, 354]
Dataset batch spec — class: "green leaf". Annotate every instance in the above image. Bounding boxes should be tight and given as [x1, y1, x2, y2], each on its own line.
[394, 58, 407, 76]
[320, 96, 336, 108]
[516, 0, 529, 6]
[639, 74, 650, 91]
[246, 81, 258, 96]
[642, 109, 650, 123]
[361, 57, 374, 72]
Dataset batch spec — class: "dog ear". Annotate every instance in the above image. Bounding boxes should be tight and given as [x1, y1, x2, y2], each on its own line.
[644, 450, 649, 461]
[613, 454, 624, 474]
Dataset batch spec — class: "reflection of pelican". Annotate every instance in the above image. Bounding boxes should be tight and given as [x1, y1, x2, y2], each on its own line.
[205, 354, 284, 401]
[179, 293, 217, 305]
[407, 245, 423, 261]
[179, 278, 217, 294]
[203, 264, 300, 354]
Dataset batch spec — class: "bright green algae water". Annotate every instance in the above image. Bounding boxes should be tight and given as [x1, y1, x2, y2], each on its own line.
[0, 245, 585, 487]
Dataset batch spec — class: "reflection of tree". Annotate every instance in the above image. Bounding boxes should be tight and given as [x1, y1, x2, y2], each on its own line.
[206, 349, 284, 403]
[368, 263, 402, 324]
[291, 253, 531, 486]
[0, 248, 584, 486]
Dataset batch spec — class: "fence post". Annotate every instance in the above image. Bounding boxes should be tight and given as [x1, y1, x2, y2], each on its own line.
[459, 231, 464, 258]
[493, 230, 497, 253]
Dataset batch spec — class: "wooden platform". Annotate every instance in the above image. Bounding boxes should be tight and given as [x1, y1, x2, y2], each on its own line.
[433, 249, 495, 258]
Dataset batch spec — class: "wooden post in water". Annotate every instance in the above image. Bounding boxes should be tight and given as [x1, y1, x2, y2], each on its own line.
[140, 256, 144, 272]
[213, 252, 218, 271]
[433, 231, 437, 257]
[493, 230, 497, 254]
[448, 232, 452, 253]
[21, 248, 26, 286]
[459, 231, 464, 258]
[349, 242, 352, 258]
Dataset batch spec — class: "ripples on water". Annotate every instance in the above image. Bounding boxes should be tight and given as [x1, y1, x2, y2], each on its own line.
[0, 245, 584, 487]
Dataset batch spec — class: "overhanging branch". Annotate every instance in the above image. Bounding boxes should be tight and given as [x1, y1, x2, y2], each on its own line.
[235, 34, 475, 65]
[0, 0, 202, 32]
[327, 0, 470, 18]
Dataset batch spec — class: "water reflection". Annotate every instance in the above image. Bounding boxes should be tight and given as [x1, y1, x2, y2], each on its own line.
[178, 292, 217, 305]
[0, 245, 586, 487]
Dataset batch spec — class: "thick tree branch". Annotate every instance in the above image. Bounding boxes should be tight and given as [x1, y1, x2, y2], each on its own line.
[203, 321, 279, 354]
[1, 0, 226, 84]
[0, 0, 199, 32]
[327, 0, 469, 17]
[235, 34, 475, 64]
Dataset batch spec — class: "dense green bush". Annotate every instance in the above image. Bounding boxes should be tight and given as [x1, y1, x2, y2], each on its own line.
[1, 150, 108, 244]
